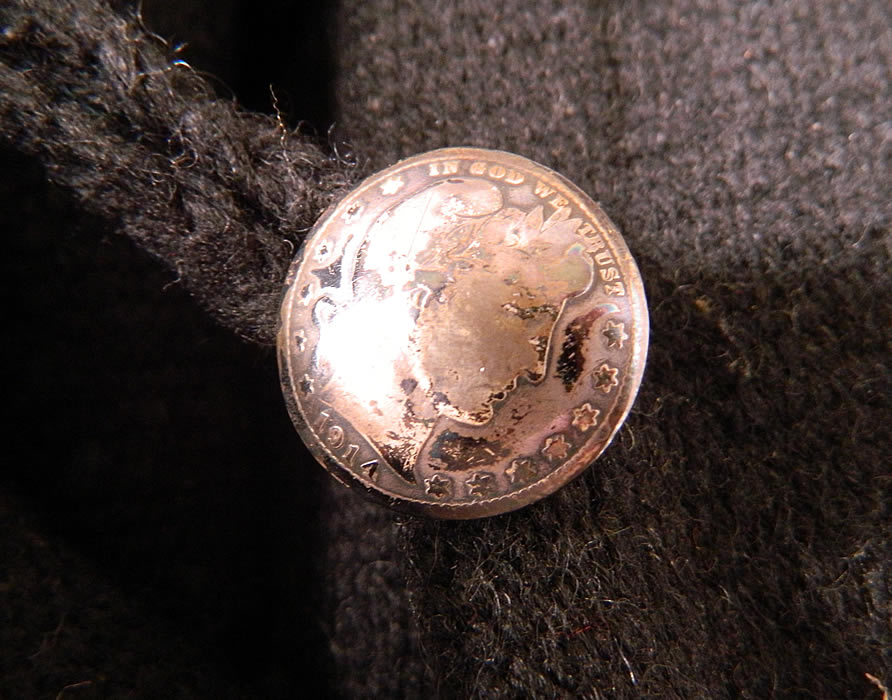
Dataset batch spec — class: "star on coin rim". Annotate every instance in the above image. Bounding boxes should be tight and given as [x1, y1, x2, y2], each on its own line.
[277, 147, 649, 519]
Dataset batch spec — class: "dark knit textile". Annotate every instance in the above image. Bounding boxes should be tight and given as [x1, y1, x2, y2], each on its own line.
[2, 0, 890, 698]
[332, 1, 892, 697]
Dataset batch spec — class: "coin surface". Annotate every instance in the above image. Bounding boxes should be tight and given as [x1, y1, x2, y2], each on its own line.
[278, 148, 648, 518]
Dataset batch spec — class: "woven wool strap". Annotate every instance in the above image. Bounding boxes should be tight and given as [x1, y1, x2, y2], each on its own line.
[0, 0, 355, 344]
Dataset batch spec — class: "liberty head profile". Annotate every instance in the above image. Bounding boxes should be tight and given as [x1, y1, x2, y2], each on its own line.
[311, 177, 594, 479]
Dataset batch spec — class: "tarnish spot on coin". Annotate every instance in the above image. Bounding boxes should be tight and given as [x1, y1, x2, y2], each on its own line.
[311, 256, 343, 289]
[343, 202, 363, 221]
[380, 440, 417, 483]
[510, 403, 532, 422]
[501, 302, 558, 320]
[315, 242, 330, 260]
[430, 431, 508, 471]
[557, 304, 619, 390]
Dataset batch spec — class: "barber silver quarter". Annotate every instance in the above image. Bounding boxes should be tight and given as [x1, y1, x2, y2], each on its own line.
[278, 148, 648, 518]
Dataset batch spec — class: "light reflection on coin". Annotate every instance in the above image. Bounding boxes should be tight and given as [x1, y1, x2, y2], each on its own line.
[278, 148, 648, 518]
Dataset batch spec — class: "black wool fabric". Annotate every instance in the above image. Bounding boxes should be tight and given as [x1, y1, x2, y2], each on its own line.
[330, 2, 891, 696]
[2, 0, 890, 698]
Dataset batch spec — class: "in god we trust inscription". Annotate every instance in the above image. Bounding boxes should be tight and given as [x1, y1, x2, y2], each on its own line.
[278, 148, 648, 518]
